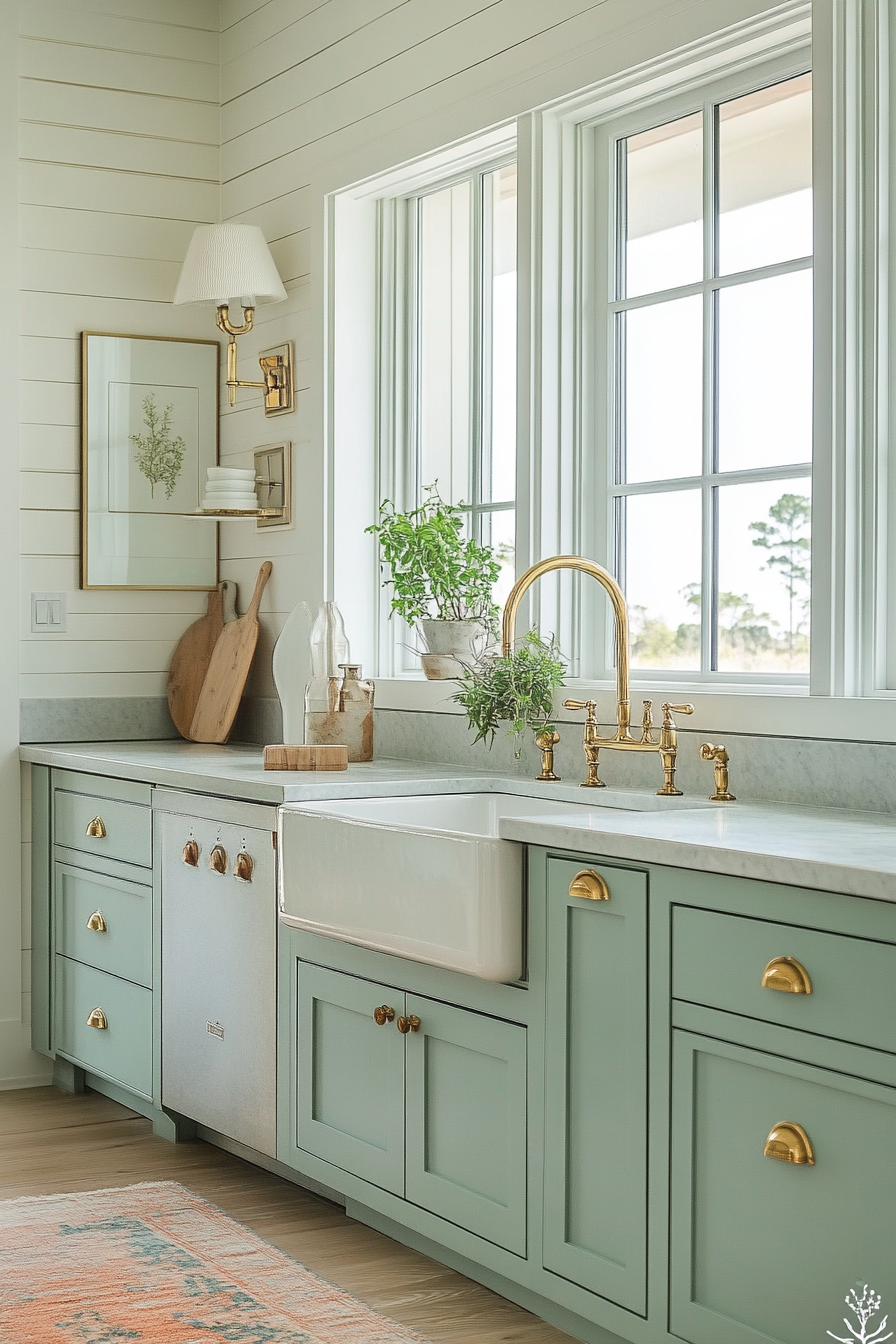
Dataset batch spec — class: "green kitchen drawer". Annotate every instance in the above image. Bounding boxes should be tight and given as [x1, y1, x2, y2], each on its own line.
[55, 862, 151, 988]
[670, 1030, 896, 1344]
[673, 904, 896, 1054]
[54, 785, 152, 870]
[54, 956, 152, 1098]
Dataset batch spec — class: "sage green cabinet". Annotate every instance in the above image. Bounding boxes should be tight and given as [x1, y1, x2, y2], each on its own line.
[293, 959, 527, 1254]
[296, 961, 406, 1193]
[404, 992, 527, 1255]
[542, 857, 648, 1315]
[670, 1030, 896, 1344]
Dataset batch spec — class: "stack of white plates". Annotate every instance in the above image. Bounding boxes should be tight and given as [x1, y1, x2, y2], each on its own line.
[200, 466, 259, 511]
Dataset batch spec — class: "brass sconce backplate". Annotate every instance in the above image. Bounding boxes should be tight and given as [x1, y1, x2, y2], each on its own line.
[260, 341, 294, 416]
[254, 443, 292, 528]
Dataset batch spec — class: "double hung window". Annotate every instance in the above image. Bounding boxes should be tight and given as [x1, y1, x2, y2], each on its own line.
[606, 71, 813, 678]
[377, 160, 517, 668]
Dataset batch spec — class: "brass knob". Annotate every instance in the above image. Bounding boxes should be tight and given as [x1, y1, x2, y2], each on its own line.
[85, 816, 106, 838]
[86, 1007, 108, 1030]
[86, 910, 107, 933]
[183, 839, 200, 866]
[209, 844, 227, 874]
[568, 869, 611, 901]
[234, 851, 254, 882]
[763, 1121, 815, 1165]
[761, 955, 812, 995]
[397, 1014, 421, 1034]
[373, 1005, 396, 1025]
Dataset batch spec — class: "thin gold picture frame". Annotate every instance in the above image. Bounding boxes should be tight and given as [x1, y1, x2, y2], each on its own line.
[80, 331, 220, 590]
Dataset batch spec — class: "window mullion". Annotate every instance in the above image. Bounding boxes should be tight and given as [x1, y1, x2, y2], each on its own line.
[702, 98, 717, 673]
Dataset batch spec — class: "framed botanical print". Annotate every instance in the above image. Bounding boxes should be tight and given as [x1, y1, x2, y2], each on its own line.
[81, 332, 219, 589]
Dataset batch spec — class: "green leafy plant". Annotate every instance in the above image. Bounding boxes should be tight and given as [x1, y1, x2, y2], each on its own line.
[366, 486, 501, 629]
[453, 630, 567, 751]
[130, 394, 185, 499]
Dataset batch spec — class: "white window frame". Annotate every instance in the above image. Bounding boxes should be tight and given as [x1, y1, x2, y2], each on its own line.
[330, 0, 896, 743]
[375, 157, 517, 675]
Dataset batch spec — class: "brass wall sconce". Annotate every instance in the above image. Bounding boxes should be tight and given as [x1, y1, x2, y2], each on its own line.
[174, 223, 294, 416]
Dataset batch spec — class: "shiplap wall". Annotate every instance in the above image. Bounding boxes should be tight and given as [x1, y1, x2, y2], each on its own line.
[217, 0, 779, 695]
[18, 0, 221, 703]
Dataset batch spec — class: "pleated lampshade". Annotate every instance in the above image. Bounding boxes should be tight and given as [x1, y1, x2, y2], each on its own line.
[173, 223, 287, 307]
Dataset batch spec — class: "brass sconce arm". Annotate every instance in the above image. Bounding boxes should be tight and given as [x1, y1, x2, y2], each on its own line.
[215, 303, 293, 414]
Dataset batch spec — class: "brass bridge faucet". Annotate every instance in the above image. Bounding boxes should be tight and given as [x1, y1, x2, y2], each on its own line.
[501, 555, 694, 797]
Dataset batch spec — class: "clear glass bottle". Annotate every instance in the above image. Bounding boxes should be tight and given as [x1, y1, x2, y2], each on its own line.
[304, 603, 350, 746]
[304, 663, 374, 762]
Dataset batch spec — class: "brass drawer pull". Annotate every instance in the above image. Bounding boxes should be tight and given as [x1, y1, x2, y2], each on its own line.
[209, 844, 227, 874]
[373, 1005, 396, 1026]
[568, 870, 610, 902]
[86, 1007, 108, 1030]
[86, 816, 106, 839]
[761, 955, 812, 995]
[763, 1121, 815, 1165]
[183, 839, 200, 866]
[234, 851, 254, 882]
[86, 910, 107, 933]
[397, 1014, 421, 1034]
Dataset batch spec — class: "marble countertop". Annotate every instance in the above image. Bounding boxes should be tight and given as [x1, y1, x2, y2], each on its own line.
[19, 739, 896, 901]
[500, 803, 896, 902]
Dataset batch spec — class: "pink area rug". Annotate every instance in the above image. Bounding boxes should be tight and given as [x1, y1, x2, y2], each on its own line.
[0, 1180, 427, 1343]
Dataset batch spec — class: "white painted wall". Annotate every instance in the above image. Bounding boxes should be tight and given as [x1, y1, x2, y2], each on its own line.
[19, 0, 221, 703]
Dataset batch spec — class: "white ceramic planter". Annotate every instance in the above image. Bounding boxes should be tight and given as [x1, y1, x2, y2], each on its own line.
[418, 618, 488, 678]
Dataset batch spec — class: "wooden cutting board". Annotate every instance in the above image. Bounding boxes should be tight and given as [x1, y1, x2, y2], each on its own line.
[167, 581, 237, 740]
[189, 562, 273, 744]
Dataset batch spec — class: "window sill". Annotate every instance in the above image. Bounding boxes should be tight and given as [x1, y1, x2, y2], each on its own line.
[374, 676, 896, 744]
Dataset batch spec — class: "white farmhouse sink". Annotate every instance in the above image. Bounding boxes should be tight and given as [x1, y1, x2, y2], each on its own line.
[278, 792, 631, 982]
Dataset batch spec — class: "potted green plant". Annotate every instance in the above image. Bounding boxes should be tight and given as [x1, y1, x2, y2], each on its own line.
[452, 630, 567, 759]
[367, 486, 501, 678]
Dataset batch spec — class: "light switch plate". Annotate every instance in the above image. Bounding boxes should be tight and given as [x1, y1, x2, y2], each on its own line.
[31, 591, 66, 633]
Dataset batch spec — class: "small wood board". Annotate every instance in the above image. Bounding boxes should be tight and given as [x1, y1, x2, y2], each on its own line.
[263, 744, 349, 771]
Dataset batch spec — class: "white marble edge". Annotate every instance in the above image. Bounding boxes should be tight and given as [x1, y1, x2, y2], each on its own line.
[19, 740, 896, 902]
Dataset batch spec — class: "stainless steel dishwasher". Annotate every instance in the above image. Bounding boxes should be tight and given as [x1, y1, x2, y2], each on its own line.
[157, 793, 278, 1157]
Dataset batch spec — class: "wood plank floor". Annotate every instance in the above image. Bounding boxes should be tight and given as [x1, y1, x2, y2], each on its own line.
[0, 1086, 576, 1344]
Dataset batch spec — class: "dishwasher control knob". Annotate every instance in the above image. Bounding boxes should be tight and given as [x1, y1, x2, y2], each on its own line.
[209, 844, 227, 874]
[234, 851, 253, 882]
[183, 839, 200, 866]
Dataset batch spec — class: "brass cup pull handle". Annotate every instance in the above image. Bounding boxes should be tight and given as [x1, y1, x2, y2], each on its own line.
[763, 1121, 815, 1165]
[373, 1005, 396, 1026]
[86, 816, 106, 839]
[761, 955, 812, 995]
[397, 1014, 421, 1034]
[86, 1007, 108, 1030]
[183, 839, 200, 866]
[209, 844, 227, 874]
[234, 851, 254, 882]
[568, 870, 611, 902]
[86, 910, 107, 933]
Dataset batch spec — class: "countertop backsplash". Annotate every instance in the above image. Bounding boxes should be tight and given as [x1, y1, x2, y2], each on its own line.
[19, 692, 896, 815]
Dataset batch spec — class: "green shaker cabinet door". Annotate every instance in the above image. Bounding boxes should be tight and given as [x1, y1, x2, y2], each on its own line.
[542, 858, 648, 1316]
[296, 962, 405, 1195]
[670, 1031, 896, 1344]
[404, 994, 527, 1255]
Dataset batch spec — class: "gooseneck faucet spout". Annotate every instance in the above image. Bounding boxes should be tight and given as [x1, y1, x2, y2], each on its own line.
[501, 555, 693, 796]
[501, 555, 635, 739]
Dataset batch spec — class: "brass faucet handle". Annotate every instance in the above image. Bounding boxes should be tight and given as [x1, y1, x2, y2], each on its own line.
[699, 741, 736, 802]
[640, 700, 656, 743]
[564, 698, 597, 724]
[662, 702, 694, 724]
